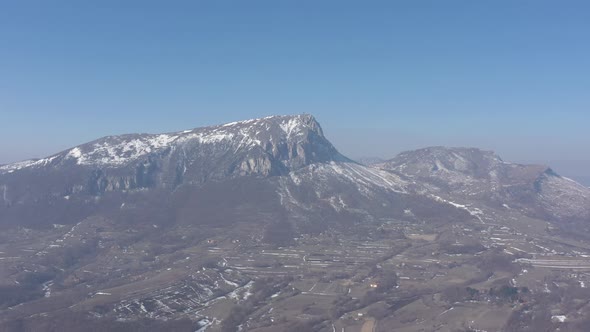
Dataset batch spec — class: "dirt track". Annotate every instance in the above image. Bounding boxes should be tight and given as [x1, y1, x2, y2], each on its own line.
[361, 318, 375, 332]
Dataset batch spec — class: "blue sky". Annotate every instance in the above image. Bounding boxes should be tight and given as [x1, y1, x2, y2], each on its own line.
[1, 1, 589, 179]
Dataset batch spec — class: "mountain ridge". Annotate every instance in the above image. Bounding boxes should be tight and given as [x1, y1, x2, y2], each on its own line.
[0, 115, 353, 200]
[377, 146, 590, 223]
[0, 115, 588, 226]
[0, 114, 344, 172]
[2, 114, 590, 331]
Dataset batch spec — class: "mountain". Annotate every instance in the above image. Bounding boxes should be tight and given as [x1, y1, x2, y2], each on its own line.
[0, 115, 470, 233]
[0, 114, 356, 228]
[376, 147, 590, 224]
[2, 116, 590, 332]
[0, 114, 346, 195]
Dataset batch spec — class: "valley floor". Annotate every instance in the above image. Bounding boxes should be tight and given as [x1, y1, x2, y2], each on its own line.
[3, 201, 590, 332]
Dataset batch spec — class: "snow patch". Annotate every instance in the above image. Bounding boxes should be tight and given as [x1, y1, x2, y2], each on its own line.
[280, 117, 304, 138]
[68, 147, 82, 159]
[429, 195, 484, 222]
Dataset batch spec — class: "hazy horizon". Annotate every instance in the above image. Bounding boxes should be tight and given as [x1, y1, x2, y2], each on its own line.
[2, 1, 589, 182]
[4, 3, 590, 331]
[1, 114, 588, 186]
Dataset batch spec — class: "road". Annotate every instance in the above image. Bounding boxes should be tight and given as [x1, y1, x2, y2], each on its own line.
[361, 318, 376, 332]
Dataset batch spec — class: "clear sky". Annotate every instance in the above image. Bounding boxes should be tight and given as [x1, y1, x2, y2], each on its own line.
[1, 1, 589, 181]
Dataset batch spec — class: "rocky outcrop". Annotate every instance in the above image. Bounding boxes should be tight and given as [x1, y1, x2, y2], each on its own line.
[0, 114, 348, 199]
[377, 147, 590, 222]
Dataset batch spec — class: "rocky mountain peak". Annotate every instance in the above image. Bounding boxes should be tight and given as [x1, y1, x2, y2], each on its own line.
[0, 114, 348, 197]
[375, 146, 590, 223]
[378, 146, 503, 179]
[0, 114, 338, 172]
[216, 114, 324, 138]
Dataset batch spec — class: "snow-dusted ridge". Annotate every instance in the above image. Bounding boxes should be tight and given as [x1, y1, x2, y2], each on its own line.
[291, 161, 409, 194]
[0, 155, 61, 173]
[376, 146, 590, 222]
[2, 115, 588, 227]
[63, 133, 182, 167]
[0, 114, 321, 172]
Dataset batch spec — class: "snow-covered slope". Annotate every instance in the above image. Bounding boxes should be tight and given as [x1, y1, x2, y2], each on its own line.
[376, 147, 590, 222]
[1, 117, 588, 230]
[1, 114, 344, 173]
[536, 172, 590, 220]
[0, 115, 354, 198]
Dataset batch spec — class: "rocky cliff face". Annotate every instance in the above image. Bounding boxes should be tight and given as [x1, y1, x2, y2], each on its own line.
[0, 114, 348, 200]
[1, 117, 588, 228]
[2, 115, 590, 332]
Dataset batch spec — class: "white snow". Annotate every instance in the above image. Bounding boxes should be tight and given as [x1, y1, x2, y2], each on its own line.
[227, 281, 254, 301]
[72, 134, 180, 166]
[195, 318, 216, 332]
[95, 292, 112, 296]
[219, 273, 240, 287]
[67, 147, 82, 159]
[438, 307, 454, 317]
[182, 132, 234, 145]
[42, 281, 53, 298]
[0, 155, 59, 173]
[280, 117, 304, 138]
[429, 195, 484, 222]
[0, 114, 319, 171]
